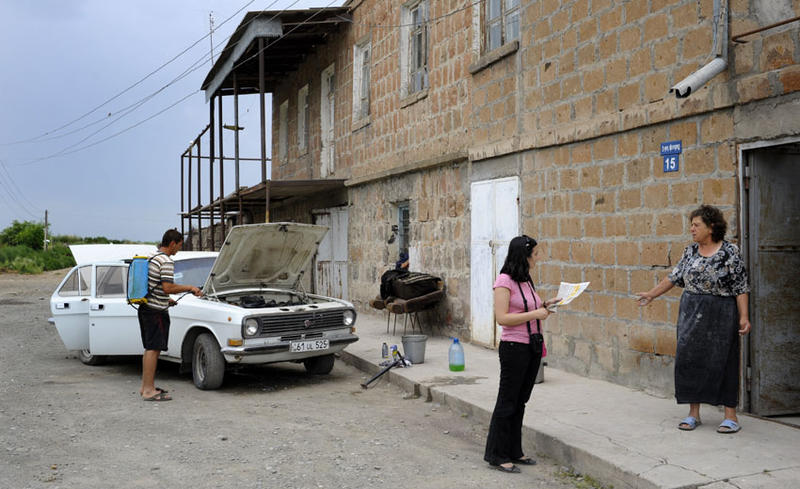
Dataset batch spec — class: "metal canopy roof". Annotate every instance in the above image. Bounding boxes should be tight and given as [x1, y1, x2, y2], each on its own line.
[201, 8, 351, 101]
[184, 179, 348, 215]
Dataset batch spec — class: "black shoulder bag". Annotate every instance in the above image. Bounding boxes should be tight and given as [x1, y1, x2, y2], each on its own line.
[516, 279, 544, 351]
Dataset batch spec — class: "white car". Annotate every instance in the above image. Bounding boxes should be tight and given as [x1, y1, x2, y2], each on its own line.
[49, 223, 358, 390]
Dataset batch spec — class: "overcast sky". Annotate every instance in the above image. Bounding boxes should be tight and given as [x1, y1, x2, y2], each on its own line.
[0, 0, 343, 242]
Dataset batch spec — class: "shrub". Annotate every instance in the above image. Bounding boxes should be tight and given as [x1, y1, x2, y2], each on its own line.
[0, 220, 45, 250]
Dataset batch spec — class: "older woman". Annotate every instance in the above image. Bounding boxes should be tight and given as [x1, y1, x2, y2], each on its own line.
[484, 235, 560, 473]
[636, 205, 751, 434]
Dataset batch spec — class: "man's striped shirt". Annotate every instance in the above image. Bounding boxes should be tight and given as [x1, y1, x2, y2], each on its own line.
[146, 252, 174, 311]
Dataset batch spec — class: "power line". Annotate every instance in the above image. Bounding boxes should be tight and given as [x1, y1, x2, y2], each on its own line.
[0, 0, 260, 146]
[10, 0, 304, 165]
[14, 0, 338, 165]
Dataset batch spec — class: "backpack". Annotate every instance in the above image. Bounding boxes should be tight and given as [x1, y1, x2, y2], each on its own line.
[127, 253, 164, 305]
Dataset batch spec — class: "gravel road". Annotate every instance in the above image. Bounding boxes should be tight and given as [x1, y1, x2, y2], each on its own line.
[0, 270, 576, 489]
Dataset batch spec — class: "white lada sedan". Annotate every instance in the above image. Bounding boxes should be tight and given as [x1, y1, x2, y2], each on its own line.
[49, 223, 358, 390]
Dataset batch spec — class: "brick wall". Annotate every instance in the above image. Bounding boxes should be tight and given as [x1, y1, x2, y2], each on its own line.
[266, 0, 800, 394]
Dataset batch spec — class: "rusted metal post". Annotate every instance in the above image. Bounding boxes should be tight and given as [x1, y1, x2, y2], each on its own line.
[218, 91, 225, 236]
[234, 71, 242, 220]
[259, 37, 270, 223]
[197, 138, 202, 250]
[180, 154, 185, 242]
[188, 147, 193, 250]
[209, 95, 215, 251]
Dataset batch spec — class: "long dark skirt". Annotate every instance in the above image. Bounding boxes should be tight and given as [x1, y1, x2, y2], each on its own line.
[675, 292, 740, 407]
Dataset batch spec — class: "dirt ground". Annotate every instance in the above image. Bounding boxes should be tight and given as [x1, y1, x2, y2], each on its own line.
[0, 270, 577, 489]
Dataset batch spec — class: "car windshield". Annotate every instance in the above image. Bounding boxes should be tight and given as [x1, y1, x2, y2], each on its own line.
[174, 257, 216, 288]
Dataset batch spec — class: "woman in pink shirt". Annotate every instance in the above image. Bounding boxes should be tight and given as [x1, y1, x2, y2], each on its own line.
[484, 235, 559, 473]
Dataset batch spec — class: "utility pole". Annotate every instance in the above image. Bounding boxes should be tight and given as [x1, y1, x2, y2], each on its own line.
[43, 209, 48, 251]
[209, 12, 215, 64]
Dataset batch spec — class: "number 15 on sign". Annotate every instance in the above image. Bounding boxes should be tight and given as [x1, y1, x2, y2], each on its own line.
[663, 155, 679, 173]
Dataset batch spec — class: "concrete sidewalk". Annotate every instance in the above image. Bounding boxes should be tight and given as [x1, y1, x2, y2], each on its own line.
[340, 312, 800, 489]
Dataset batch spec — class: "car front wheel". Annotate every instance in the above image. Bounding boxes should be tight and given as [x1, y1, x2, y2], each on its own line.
[303, 354, 335, 375]
[192, 333, 225, 390]
[78, 349, 105, 366]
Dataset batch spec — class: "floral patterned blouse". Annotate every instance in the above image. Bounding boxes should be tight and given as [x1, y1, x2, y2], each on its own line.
[668, 241, 750, 296]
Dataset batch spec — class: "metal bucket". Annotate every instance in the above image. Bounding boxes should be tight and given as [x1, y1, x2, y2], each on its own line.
[401, 334, 427, 364]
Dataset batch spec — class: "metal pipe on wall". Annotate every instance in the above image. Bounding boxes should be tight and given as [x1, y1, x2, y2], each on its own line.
[670, 0, 728, 98]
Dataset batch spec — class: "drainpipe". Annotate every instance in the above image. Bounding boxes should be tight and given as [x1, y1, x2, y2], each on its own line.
[670, 0, 728, 98]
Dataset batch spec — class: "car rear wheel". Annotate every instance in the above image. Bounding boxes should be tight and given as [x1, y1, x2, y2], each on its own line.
[303, 354, 335, 375]
[78, 349, 105, 365]
[192, 333, 225, 390]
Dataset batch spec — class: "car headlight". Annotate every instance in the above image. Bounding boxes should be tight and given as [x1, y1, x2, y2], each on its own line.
[244, 318, 260, 337]
[342, 310, 356, 326]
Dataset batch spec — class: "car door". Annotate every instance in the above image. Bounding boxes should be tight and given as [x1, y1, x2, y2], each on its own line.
[88, 264, 143, 355]
[51, 265, 92, 350]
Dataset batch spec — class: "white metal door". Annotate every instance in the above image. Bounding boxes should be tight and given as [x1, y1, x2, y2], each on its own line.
[313, 207, 349, 300]
[51, 266, 92, 350]
[470, 177, 519, 347]
[88, 265, 143, 355]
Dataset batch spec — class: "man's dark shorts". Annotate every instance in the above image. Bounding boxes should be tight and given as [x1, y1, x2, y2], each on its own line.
[137, 306, 170, 351]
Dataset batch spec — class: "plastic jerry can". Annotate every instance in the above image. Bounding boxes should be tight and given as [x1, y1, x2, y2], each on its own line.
[449, 338, 465, 371]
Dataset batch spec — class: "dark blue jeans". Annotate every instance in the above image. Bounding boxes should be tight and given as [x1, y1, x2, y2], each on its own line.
[484, 338, 542, 465]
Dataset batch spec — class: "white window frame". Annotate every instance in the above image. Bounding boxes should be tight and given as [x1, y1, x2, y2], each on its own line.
[297, 84, 309, 155]
[278, 100, 288, 163]
[485, 0, 520, 52]
[320, 63, 335, 177]
[352, 39, 371, 124]
[400, 0, 429, 99]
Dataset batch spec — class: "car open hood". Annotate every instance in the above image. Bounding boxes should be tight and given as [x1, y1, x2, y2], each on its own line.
[203, 222, 328, 294]
[69, 244, 157, 265]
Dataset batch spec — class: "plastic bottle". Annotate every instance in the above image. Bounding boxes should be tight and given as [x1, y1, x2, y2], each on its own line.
[449, 338, 465, 372]
[381, 342, 389, 359]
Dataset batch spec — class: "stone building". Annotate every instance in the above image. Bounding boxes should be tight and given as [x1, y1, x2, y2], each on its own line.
[192, 1, 800, 415]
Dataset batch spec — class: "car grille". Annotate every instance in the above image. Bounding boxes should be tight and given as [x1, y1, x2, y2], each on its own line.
[253, 310, 346, 337]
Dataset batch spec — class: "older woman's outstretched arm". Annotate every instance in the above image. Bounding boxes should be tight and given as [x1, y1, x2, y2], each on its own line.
[635, 276, 675, 306]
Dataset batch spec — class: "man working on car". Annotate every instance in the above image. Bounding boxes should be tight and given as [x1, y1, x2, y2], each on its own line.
[139, 229, 202, 401]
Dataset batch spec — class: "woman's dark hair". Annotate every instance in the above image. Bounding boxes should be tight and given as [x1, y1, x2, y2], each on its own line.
[499, 235, 537, 283]
[689, 204, 727, 242]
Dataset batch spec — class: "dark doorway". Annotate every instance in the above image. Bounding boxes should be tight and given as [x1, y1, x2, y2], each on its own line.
[745, 142, 800, 418]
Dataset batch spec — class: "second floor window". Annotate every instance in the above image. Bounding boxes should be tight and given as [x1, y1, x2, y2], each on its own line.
[486, 0, 519, 52]
[297, 84, 309, 155]
[352, 40, 371, 121]
[408, 1, 428, 94]
[279, 100, 288, 162]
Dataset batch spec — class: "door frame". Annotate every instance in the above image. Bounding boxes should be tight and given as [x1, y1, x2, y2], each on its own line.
[738, 135, 800, 413]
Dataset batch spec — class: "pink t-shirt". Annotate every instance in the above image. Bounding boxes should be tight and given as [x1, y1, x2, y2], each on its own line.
[493, 273, 547, 356]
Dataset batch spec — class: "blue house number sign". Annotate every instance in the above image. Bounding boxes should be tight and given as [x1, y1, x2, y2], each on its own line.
[660, 140, 681, 173]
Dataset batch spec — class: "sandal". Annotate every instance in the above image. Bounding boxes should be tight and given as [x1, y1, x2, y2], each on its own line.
[516, 457, 537, 465]
[143, 391, 172, 402]
[717, 419, 741, 434]
[490, 463, 521, 473]
[678, 416, 701, 431]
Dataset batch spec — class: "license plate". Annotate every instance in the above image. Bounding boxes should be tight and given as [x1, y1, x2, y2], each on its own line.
[290, 339, 329, 353]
